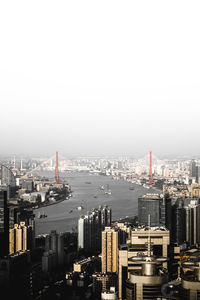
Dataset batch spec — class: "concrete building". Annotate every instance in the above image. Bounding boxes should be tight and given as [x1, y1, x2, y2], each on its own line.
[118, 227, 169, 300]
[44, 230, 65, 266]
[102, 227, 118, 273]
[78, 205, 112, 252]
[0, 189, 9, 257]
[181, 259, 200, 299]
[126, 255, 168, 300]
[171, 198, 186, 245]
[9, 222, 27, 254]
[138, 194, 162, 226]
[189, 160, 197, 178]
[185, 199, 200, 247]
[131, 227, 170, 258]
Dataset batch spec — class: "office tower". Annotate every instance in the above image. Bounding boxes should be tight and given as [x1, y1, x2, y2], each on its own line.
[9, 222, 28, 254]
[171, 198, 186, 245]
[126, 255, 168, 300]
[0, 165, 16, 187]
[42, 230, 65, 272]
[126, 224, 168, 300]
[78, 205, 112, 252]
[102, 227, 118, 273]
[118, 228, 170, 300]
[160, 192, 172, 231]
[0, 250, 31, 299]
[0, 190, 9, 257]
[101, 205, 112, 228]
[196, 166, 199, 183]
[19, 209, 35, 249]
[138, 194, 162, 226]
[131, 227, 169, 263]
[115, 222, 131, 245]
[189, 159, 196, 178]
[0, 165, 16, 197]
[185, 199, 200, 247]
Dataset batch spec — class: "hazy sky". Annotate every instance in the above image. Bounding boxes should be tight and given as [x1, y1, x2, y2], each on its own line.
[0, 1, 200, 157]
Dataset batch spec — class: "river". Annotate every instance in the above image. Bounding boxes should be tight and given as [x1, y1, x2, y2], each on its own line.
[34, 171, 160, 235]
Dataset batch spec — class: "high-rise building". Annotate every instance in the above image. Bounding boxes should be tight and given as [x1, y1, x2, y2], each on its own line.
[118, 227, 170, 300]
[138, 194, 163, 226]
[160, 193, 172, 231]
[126, 221, 168, 300]
[0, 189, 9, 257]
[102, 227, 118, 274]
[189, 159, 196, 178]
[9, 222, 28, 254]
[0, 165, 16, 187]
[126, 255, 168, 300]
[42, 230, 65, 272]
[171, 198, 186, 245]
[78, 205, 112, 252]
[185, 199, 200, 247]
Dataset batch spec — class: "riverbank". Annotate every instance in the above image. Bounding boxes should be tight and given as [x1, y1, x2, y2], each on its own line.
[34, 171, 161, 235]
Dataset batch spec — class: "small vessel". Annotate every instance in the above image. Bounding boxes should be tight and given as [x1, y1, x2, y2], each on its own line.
[100, 185, 104, 190]
[69, 210, 73, 213]
[93, 195, 97, 198]
[38, 211, 47, 219]
[85, 181, 91, 184]
[105, 190, 112, 195]
[129, 185, 135, 190]
[105, 184, 111, 195]
[76, 206, 84, 211]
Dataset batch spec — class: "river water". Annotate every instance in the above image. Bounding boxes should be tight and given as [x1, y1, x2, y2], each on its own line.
[34, 172, 160, 235]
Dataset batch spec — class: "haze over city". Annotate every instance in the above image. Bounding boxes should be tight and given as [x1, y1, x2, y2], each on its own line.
[0, 0, 200, 157]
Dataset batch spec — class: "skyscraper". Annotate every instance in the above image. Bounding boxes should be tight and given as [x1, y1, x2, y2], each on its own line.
[138, 194, 162, 226]
[9, 222, 27, 254]
[0, 189, 9, 257]
[189, 159, 196, 178]
[171, 198, 186, 245]
[78, 205, 112, 252]
[102, 227, 118, 273]
[185, 199, 200, 247]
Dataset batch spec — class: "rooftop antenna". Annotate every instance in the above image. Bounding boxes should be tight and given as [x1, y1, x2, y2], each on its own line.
[148, 214, 151, 257]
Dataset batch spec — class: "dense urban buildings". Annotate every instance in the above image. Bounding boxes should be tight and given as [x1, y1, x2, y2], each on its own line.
[1, 154, 200, 299]
[78, 205, 112, 253]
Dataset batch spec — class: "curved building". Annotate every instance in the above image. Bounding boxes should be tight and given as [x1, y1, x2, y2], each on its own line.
[181, 260, 200, 299]
[0, 165, 16, 187]
[126, 256, 168, 300]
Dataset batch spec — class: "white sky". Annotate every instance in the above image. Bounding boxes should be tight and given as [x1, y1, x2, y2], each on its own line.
[0, 1, 200, 157]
